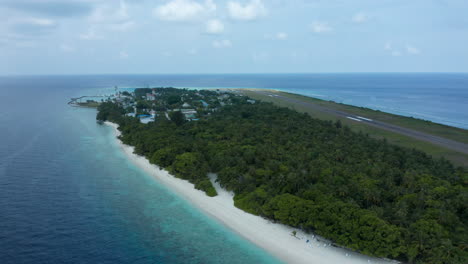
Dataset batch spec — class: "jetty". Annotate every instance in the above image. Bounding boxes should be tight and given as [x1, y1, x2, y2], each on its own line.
[68, 95, 109, 107]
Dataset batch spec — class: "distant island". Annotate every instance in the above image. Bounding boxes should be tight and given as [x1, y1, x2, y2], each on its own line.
[94, 87, 467, 264]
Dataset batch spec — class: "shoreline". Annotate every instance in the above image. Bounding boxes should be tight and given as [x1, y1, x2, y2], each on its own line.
[105, 121, 397, 264]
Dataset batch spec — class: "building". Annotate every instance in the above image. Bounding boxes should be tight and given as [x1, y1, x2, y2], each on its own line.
[200, 100, 209, 107]
[146, 93, 156, 101]
[181, 109, 197, 120]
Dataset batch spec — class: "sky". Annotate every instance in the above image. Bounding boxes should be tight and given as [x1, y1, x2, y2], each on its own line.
[1, 0, 468, 75]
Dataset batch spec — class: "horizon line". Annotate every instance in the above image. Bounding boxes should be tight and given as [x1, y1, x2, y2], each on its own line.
[1, 72, 468, 77]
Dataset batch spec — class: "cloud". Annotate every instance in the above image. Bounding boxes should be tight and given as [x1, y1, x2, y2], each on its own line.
[311, 21, 332, 33]
[79, 27, 103, 40]
[0, 31, 37, 47]
[384, 42, 421, 56]
[205, 19, 224, 34]
[352, 12, 369, 23]
[391, 51, 402, 57]
[406, 45, 421, 55]
[80, 1, 135, 39]
[212, 39, 232, 48]
[2, 0, 93, 17]
[119, 51, 129, 59]
[11, 17, 58, 35]
[384, 42, 392, 50]
[24, 18, 56, 26]
[227, 0, 267, 21]
[264, 32, 288, 40]
[154, 0, 216, 21]
[89, 0, 130, 23]
[384, 42, 402, 57]
[275, 32, 287, 40]
[0, 16, 49, 47]
[109, 20, 135, 32]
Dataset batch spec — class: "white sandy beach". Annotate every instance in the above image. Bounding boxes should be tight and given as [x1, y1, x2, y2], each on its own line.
[106, 122, 398, 264]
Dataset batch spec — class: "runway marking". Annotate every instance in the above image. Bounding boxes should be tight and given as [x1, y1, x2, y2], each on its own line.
[356, 116, 373, 122]
[346, 117, 362, 122]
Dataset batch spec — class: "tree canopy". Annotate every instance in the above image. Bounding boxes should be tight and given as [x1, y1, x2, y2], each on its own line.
[97, 91, 468, 264]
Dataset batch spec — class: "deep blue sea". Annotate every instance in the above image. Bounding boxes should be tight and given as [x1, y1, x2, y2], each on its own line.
[0, 74, 467, 264]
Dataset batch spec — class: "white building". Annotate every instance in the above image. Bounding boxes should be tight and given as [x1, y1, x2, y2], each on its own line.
[146, 93, 156, 101]
[181, 109, 197, 120]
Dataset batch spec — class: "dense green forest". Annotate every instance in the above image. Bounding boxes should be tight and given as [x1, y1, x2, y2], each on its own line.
[97, 93, 467, 264]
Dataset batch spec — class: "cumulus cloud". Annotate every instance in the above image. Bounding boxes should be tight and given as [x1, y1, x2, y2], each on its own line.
[352, 12, 369, 23]
[89, 0, 135, 31]
[24, 18, 56, 26]
[0, 16, 56, 47]
[311, 21, 332, 33]
[80, 1, 135, 40]
[89, 0, 130, 23]
[205, 19, 224, 34]
[212, 39, 232, 48]
[406, 45, 421, 55]
[154, 0, 216, 21]
[227, 0, 267, 21]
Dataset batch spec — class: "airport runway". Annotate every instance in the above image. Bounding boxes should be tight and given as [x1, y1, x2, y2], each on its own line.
[253, 91, 468, 155]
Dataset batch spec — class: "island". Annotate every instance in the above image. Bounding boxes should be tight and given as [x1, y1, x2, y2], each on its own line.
[94, 87, 467, 264]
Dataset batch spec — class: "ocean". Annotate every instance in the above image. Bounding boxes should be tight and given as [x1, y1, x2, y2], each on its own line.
[0, 74, 467, 264]
[73, 73, 468, 129]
